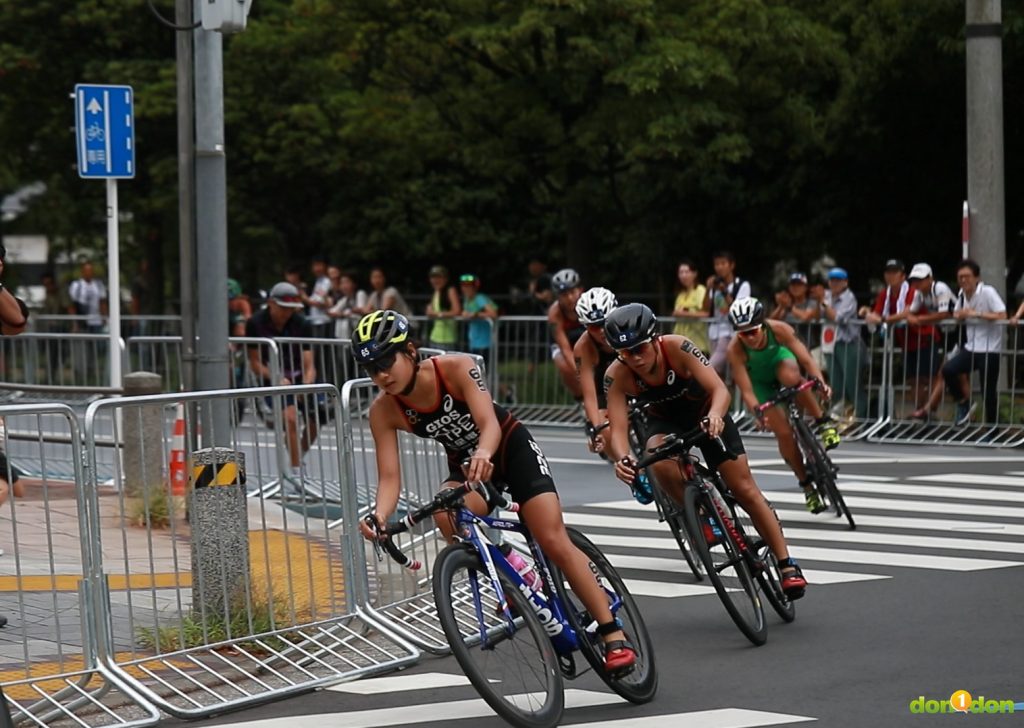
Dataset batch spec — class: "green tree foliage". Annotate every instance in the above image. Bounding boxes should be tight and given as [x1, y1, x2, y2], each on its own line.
[1, 0, 1021, 305]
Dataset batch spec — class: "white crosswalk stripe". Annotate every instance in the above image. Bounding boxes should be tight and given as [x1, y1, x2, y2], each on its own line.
[560, 470, 1024, 593]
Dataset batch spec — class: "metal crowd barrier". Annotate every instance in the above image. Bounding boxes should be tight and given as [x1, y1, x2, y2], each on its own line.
[0, 333, 124, 398]
[30, 315, 182, 339]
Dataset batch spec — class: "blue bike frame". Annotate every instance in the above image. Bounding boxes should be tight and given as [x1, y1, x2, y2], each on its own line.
[451, 506, 625, 658]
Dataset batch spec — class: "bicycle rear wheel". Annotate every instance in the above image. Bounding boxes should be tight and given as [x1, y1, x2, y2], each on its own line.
[730, 498, 796, 623]
[433, 544, 564, 728]
[548, 528, 658, 704]
[683, 482, 767, 645]
[649, 475, 704, 581]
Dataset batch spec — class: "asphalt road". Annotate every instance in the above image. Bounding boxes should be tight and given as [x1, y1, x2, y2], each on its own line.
[162, 429, 1024, 727]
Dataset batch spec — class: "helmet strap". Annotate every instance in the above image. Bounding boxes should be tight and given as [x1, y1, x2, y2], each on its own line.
[398, 351, 419, 397]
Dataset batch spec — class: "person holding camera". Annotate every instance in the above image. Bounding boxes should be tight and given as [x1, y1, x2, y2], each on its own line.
[704, 250, 751, 379]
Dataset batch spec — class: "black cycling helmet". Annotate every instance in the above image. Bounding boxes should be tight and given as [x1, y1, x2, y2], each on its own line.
[352, 310, 411, 364]
[604, 303, 658, 350]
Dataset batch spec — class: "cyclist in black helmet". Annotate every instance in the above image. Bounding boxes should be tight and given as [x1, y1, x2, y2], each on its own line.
[603, 303, 809, 600]
[354, 310, 639, 676]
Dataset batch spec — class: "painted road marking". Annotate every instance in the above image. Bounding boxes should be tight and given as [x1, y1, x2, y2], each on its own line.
[837, 480, 1024, 503]
[569, 707, 816, 727]
[329, 672, 472, 694]
[912, 473, 1024, 489]
[766, 509, 1024, 537]
[758, 491, 1024, 521]
[193, 689, 620, 727]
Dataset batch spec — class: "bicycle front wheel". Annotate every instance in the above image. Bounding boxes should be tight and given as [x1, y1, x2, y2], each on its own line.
[798, 421, 856, 530]
[731, 499, 796, 623]
[649, 474, 704, 581]
[433, 544, 564, 728]
[549, 528, 658, 704]
[683, 482, 767, 646]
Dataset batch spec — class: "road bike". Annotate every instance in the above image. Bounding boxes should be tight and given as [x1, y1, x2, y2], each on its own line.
[634, 426, 796, 646]
[368, 480, 657, 728]
[755, 379, 856, 529]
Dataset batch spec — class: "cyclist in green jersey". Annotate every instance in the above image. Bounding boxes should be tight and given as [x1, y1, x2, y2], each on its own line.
[726, 298, 839, 514]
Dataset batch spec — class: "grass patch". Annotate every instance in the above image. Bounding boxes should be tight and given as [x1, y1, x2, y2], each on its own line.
[125, 482, 180, 529]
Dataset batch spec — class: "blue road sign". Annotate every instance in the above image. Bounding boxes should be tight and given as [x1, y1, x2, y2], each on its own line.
[74, 84, 135, 179]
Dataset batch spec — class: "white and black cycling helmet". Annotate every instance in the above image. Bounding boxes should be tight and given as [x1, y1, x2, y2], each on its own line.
[551, 268, 581, 294]
[604, 303, 658, 350]
[575, 287, 618, 325]
[728, 297, 765, 332]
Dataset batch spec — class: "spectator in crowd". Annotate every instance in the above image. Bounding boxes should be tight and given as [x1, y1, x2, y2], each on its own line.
[915, 259, 1006, 426]
[0, 245, 29, 515]
[245, 282, 320, 482]
[1009, 298, 1024, 325]
[425, 265, 462, 351]
[769, 272, 821, 350]
[68, 260, 107, 334]
[548, 268, 585, 400]
[671, 259, 709, 353]
[327, 264, 345, 307]
[704, 250, 751, 378]
[227, 278, 253, 337]
[860, 259, 911, 326]
[39, 271, 69, 330]
[328, 271, 367, 340]
[459, 274, 498, 366]
[303, 255, 334, 338]
[889, 263, 955, 418]
[816, 267, 867, 418]
[363, 267, 414, 321]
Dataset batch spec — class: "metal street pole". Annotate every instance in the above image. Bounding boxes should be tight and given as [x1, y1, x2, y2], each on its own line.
[193, 0, 231, 444]
[965, 0, 1006, 297]
[176, 0, 196, 392]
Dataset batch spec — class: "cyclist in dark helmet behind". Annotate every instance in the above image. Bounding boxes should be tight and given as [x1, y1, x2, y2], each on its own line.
[354, 310, 640, 677]
[726, 297, 839, 514]
[548, 268, 586, 400]
[603, 303, 809, 600]
[573, 287, 620, 456]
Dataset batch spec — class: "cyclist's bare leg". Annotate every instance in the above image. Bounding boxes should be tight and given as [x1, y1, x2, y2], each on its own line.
[300, 413, 318, 455]
[284, 404, 301, 468]
[520, 493, 627, 647]
[763, 407, 806, 482]
[554, 351, 583, 399]
[644, 434, 686, 505]
[717, 455, 789, 561]
[432, 480, 490, 542]
[776, 360, 824, 419]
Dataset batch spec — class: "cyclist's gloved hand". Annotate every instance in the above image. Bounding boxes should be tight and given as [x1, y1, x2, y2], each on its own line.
[359, 512, 386, 542]
[615, 456, 637, 485]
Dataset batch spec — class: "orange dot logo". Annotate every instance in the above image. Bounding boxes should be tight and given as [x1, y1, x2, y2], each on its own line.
[950, 690, 973, 713]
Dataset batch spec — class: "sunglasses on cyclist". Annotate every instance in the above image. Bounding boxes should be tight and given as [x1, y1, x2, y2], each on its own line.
[362, 351, 400, 376]
[618, 341, 650, 357]
[737, 326, 762, 339]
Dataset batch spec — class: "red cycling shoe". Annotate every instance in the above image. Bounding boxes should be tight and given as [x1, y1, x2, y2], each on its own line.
[603, 640, 637, 677]
[778, 558, 807, 600]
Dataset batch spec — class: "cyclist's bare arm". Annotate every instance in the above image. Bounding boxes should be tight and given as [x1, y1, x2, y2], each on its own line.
[726, 339, 760, 412]
[548, 303, 574, 362]
[301, 349, 316, 385]
[603, 361, 637, 472]
[574, 335, 603, 429]
[441, 355, 501, 483]
[365, 397, 404, 531]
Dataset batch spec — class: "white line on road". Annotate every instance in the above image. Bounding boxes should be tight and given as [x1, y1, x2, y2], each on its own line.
[762, 490, 1024, 521]
[328, 672, 472, 694]
[911, 473, 1024, 489]
[195, 689, 620, 728]
[568, 707, 817, 727]
[831, 480, 1024, 504]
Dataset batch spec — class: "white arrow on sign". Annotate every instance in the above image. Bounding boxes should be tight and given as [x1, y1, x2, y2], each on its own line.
[86, 98, 103, 114]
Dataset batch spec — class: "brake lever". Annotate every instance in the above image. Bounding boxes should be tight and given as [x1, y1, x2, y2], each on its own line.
[364, 514, 385, 562]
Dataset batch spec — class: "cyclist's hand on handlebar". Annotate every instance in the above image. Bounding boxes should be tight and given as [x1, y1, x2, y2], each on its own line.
[702, 414, 725, 438]
[615, 456, 638, 485]
[817, 379, 833, 402]
[465, 447, 494, 483]
[752, 410, 768, 432]
[359, 512, 386, 542]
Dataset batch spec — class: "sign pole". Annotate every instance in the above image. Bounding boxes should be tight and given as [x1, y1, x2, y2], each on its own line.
[107, 178, 122, 390]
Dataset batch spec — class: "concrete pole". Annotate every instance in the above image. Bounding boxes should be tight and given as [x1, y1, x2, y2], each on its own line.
[193, 4, 232, 444]
[176, 0, 196, 393]
[965, 0, 1006, 298]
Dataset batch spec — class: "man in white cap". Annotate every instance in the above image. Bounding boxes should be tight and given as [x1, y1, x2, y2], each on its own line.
[890, 263, 955, 419]
[245, 282, 319, 486]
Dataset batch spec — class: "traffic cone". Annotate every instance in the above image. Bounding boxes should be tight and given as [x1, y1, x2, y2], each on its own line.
[169, 404, 187, 499]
